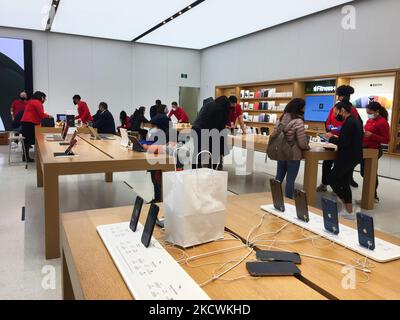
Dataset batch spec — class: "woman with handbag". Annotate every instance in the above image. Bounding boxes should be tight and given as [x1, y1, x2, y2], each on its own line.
[21, 91, 52, 162]
[272, 98, 310, 199]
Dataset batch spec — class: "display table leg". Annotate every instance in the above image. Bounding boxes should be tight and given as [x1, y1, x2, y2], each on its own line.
[44, 168, 60, 259]
[303, 158, 319, 207]
[105, 172, 113, 183]
[361, 156, 378, 210]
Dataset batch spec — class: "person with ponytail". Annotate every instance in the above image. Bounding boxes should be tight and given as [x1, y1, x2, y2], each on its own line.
[360, 101, 390, 203]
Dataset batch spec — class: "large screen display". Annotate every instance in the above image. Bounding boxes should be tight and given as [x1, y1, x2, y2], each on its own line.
[304, 95, 335, 122]
[0, 37, 33, 130]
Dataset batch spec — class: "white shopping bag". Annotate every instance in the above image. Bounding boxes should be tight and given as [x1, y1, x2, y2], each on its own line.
[163, 163, 228, 248]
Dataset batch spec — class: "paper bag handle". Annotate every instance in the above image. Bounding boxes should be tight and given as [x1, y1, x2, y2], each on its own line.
[196, 150, 220, 169]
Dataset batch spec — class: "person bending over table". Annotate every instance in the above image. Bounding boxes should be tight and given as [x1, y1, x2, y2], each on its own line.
[360, 101, 390, 203]
[92, 102, 116, 134]
[324, 101, 363, 220]
[168, 101, 189, 123]
[130, 106, 149, 140]
[191, 96, 231, 170]
[20, 91, 52, 162]
[72, 94, 93, 125]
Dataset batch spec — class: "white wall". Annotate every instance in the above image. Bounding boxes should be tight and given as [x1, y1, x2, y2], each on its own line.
[0, 27, 201, 121]
[200, 0, 400, 180]
[200, 0, 400, 99]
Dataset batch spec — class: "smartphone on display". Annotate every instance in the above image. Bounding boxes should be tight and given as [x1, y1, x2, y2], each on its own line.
[270, 179, 285, 212]
[64, 139, 77, 155]
[60, 129, 76, 146]
[322, 197, 339, 235]
[294, 189, 309, 223]
[246, 261, 301, 277]
[256, 250, 301, 264]
[357, 212, 375, 250]
[141, 204, 159, 248]
[129, 196, 144, 232]
[318, 134, 328, 142]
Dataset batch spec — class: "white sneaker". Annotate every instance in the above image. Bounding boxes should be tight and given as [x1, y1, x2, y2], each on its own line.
[339, 209, 356, 220]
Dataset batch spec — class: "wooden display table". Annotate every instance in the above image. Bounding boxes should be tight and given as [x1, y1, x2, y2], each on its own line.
[61, 193, 400, 300]
[61, 204, 325, 300]
[227, 134, 378, 210]
[35, 132, 174, 259]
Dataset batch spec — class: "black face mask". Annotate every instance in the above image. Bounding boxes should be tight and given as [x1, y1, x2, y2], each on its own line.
[335, 114, 344, 122]
[20, 97, 27, 101]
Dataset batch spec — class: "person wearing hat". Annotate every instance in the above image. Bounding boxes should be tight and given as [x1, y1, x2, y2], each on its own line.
[317, 85, 362, 192]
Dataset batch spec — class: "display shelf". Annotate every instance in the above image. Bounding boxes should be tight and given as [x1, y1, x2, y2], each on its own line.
[216, 69, 400, 154]
[244, 121, 275, 126]
[242, 109, 283, 114]
[240, 97, 292, 101]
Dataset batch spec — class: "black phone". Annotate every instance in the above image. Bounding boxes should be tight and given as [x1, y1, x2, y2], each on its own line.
[60, 129, 76, 145]
[256, 250, 301, 264]
[294, 189, 309, 223]
[322, 197, 339, 235]
[141, 204, 159, 248]
[64, 138, 77, 155]
[270, 179, 285, 212]
[318, 134, 328, 142]
[246, 261, 301, 277]
[357, 212, 375, 250]
[129, 196, 144, 232]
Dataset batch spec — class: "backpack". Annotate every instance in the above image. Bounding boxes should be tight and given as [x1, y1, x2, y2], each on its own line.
[266, 122, 294, 161]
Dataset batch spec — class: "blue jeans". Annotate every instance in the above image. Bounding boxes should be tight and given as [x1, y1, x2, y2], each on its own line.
[275, 160, 301, 199]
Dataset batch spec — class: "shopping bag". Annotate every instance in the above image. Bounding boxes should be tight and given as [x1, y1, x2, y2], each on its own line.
[163, 167, 228, 248]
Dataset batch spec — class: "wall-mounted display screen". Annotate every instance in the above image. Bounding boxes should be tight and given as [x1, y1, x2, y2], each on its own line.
[304, 95, 335, 122]
[350, 76, 395, 125]
[0, 37, 33, 130]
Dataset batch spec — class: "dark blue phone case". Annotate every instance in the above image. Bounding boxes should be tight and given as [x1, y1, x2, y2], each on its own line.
[357, 212, 375, 250]
[322, 197, 339, 235]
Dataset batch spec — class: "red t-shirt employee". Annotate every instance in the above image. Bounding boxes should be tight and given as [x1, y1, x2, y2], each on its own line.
[361, 101, 390, 202]
[168, 102, 189, 123]
[73, 94, 93, 124]
[227, 96, 246, 133]
[10, 91, 28, 119]
[21, 91, 51, 162]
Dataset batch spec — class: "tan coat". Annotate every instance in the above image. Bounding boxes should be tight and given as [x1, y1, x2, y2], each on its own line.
[275, 113, 310, 160]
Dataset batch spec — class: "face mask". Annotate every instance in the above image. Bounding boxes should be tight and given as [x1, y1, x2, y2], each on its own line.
[335, 114, 344, 122]
[367, 114, 376, 120]
[20, 97, 27, 101]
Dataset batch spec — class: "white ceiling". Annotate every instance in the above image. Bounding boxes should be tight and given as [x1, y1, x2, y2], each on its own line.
[51, 0, 195, 41]
[0, 0, 353, 49]
[0, 0, 53, 30]
[138, 0, 353, 49]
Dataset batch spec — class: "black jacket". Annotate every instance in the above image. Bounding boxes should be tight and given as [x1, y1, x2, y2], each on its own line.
[329, 115, 363, 168]
[93, 110, 116, 134]
[193, 100, 230, 131]
[150, 104, 167, 119]
[130, 110, 149, 131]
[12, 109, 24, 129]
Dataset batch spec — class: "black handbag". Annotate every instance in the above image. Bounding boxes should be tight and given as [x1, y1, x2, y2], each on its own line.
[41, 118, 55, 127]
